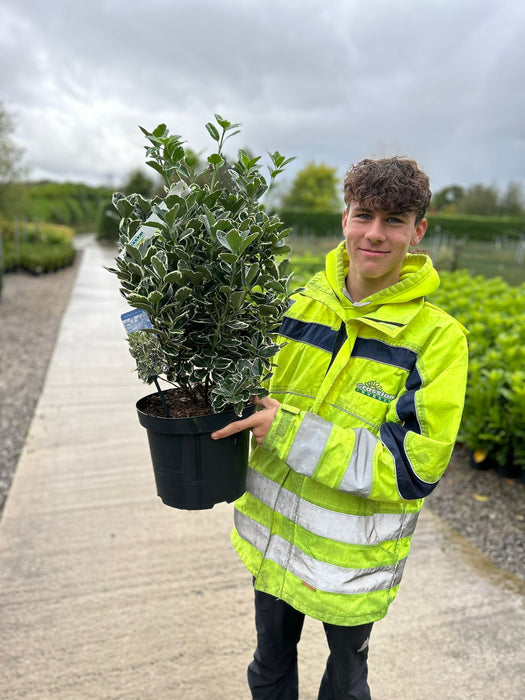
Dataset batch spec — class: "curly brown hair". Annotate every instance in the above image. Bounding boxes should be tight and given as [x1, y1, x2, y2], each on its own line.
[343, 157, 431, 222]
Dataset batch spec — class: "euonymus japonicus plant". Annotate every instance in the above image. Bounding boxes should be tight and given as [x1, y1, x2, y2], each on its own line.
[108, 115, 295, 416]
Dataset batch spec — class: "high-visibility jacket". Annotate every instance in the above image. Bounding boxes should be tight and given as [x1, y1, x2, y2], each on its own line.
[232, 242, 468, 626]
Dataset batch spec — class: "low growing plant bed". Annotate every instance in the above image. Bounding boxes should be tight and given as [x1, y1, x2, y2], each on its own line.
[1, 222, 76, 275]
[430, 271, 525, 481]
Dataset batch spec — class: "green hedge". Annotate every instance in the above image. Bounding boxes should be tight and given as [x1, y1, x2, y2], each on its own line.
[430, 272, 525, 478]
[0, 217, 13, 294]
[289, 254, 325, 289]
[278, 209, 342, 237]
[2, 240, 75, 274]
[278, 208, 525, 242]
[426, 214, 525, 241]
[22, 181, 113, 228]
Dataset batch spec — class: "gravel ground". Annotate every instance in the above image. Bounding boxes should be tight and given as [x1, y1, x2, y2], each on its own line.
[0, 254, 81, 513]
[428, 445, 524, 579]
[0, 255, 524, 580]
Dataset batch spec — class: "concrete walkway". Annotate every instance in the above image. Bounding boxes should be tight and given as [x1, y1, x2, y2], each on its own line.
[0, 236, 523, 700]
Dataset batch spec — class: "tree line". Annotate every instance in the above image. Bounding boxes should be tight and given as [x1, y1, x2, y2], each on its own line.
[268, 162, 525, 217]
[1, 100, 524, 226]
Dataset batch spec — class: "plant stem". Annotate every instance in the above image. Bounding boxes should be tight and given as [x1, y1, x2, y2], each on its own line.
[153, 376, 171, 417]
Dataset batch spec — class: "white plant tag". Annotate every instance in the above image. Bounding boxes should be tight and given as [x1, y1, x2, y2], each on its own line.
[118, 205, 167, 259]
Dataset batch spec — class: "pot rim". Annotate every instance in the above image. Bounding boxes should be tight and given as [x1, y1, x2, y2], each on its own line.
[136, 392, 254, 435]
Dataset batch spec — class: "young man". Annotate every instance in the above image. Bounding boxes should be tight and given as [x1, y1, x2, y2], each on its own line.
[212, 157, 468, 699]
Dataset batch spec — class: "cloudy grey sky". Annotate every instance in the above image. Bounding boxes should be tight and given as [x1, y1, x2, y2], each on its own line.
[1, 0, 524, 195]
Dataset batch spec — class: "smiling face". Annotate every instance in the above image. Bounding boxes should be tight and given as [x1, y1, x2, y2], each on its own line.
[343, 201, 427, 302]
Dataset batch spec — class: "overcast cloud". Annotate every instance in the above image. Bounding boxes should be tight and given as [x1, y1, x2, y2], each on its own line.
[1, 0, 524, 195]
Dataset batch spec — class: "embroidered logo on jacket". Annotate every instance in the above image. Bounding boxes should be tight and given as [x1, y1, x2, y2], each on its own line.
[355, 380, 396, 403]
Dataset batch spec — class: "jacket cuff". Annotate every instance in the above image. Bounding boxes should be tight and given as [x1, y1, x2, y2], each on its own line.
[262, 402, 303, 462]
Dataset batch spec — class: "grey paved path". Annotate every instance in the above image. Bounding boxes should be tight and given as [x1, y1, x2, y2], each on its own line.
[0, 236, 523, 699]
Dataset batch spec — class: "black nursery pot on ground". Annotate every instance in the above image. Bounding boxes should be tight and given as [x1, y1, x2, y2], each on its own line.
[136, 393, 252, 510]
[468, 450, 496, 472]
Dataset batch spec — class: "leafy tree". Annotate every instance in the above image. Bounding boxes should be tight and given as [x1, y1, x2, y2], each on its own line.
[122, 169, 156, 197]
[280, 161, 341, 211]
[499, 182, 524, 217]
[0, 102, 26, 218]
[432, 181, 525, 217]
[456, 184, 500, 216]
[431, 185, 465, 213]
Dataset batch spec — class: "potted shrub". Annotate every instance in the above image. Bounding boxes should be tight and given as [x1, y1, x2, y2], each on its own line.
[108, 115, 295, 509]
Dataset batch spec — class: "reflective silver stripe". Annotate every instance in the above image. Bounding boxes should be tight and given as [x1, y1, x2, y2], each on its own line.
[235, 507, 271, 553]
[286, 412, 377, 497]
[235, 510, 407, 595]
[339, 428, 378, 497]
[247, 468, 419, 546]
[286, 412, 332, 476]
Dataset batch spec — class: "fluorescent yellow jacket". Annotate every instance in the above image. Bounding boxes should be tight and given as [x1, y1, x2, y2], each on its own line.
[232, 243, 468, 626]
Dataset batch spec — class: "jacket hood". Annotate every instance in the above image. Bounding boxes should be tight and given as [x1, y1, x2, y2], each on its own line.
[323, 241, 440, 307]
[298, 242, 442, 337]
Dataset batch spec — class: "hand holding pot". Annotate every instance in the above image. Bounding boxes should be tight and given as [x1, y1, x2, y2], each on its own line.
[211, 396, 280, 446]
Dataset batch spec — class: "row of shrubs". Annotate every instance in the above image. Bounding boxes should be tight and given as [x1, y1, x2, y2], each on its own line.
[0, 218, 76, 286]
[278, 209, 525, 242]
[2, 240, 76, 275]
[1, 217, 75, 244]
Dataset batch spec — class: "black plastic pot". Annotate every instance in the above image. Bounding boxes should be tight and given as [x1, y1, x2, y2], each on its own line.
[494, 447, 521, 480]
[468, 450, 495, 471]
[136, 395, 251, 510]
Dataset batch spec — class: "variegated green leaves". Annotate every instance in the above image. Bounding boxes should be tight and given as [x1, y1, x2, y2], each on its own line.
[109, 115, 295, 415]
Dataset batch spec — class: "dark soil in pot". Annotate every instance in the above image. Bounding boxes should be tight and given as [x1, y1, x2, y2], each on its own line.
[138, 387, 215, 419]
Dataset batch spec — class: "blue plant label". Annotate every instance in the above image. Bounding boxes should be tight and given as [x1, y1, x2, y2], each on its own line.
[121, 308, 153, 334]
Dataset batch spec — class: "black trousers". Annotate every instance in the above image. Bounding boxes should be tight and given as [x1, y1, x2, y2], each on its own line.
[248, 588, 373, 699]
